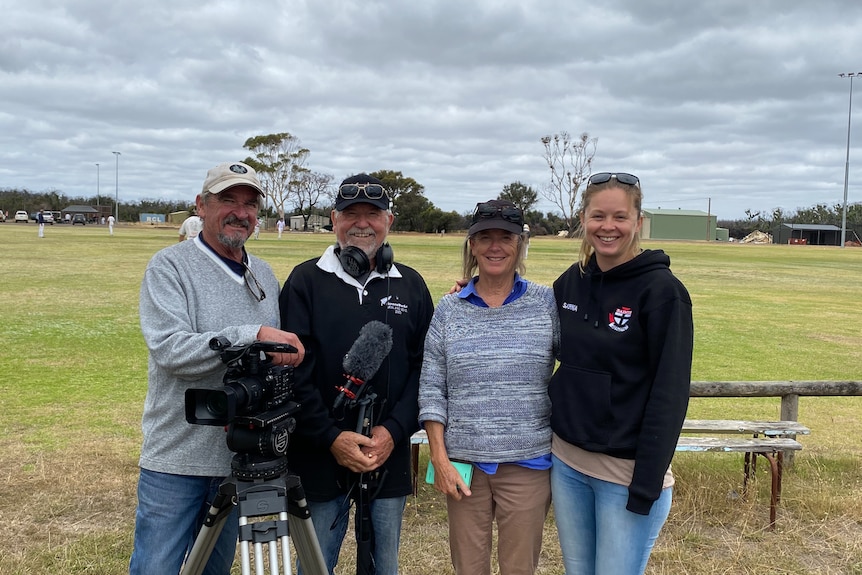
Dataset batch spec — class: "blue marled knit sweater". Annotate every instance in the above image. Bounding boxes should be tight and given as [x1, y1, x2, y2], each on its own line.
[418, 281, 560, 463]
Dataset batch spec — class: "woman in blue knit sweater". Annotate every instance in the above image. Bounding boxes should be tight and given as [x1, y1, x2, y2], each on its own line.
[418, 199, 560, 575]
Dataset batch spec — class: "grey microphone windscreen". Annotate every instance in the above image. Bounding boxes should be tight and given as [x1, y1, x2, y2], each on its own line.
[342, 320, 393, 382]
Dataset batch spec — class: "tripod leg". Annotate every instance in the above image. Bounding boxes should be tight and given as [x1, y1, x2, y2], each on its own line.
[237, 512, 294, 575]
[288, 510, 327, 575]
[253, 538, 264, 575]
[279, 511, 293, 575]
[182, 489, 235, 575]
[238, 515, 252, 575]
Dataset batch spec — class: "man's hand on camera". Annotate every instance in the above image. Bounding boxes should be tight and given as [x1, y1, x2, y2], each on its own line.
[331, 431, 379, 473]
[256, 326, 305, 366]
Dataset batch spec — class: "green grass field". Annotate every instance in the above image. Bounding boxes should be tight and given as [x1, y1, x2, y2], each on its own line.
[1, 222, 861, 574]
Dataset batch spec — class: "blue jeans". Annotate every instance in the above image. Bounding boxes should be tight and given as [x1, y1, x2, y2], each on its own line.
[129, 469, 238, 575]
[297, 494, 406, 575]
[550, 456, 672, 575]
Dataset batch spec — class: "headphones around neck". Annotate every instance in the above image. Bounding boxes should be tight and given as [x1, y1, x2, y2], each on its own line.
[337, 243, 393, 278]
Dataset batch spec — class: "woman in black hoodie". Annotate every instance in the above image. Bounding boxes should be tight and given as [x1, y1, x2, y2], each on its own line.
[549, 172, 693, 575]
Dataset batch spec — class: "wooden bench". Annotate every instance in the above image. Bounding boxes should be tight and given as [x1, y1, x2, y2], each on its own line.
[410, 419, 808, 529]
[678, 419, 808, 528]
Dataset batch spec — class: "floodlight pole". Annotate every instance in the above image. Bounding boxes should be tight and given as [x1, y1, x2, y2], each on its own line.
[112, 151, 121, 221]
[838, 72, 861, 248]
[96, 163, 100, 209]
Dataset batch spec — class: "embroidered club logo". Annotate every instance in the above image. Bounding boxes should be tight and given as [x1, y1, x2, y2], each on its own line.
[609, 306, 632, 332]
[381, 294, 408, 315]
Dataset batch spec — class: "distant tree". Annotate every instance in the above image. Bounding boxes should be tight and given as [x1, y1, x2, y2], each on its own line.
[770, 207, 786, 228]
[542, 211, 568, 236]
[418, 208, 465, 234]
[369, 170, 424, 217]
[540, 131, 597, 237]
[243, 132, 309, 217]
[521, 209, 547, 236]
[392, 189, 433, 232]
[792, 203, 834, 224]
[499, 181, 538, 213]
[293, 170, 333, 231]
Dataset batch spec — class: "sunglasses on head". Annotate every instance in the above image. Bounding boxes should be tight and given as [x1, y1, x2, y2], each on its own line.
[587, 172, 640, 188]
[472, 202, 523, 225]
[338, 183, 389, 201]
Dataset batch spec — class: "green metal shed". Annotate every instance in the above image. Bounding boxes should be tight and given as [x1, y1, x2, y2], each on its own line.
[642, 209, 717, 241]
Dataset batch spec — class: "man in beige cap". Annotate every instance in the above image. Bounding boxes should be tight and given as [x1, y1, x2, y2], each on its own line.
[130, 162, 305, 575]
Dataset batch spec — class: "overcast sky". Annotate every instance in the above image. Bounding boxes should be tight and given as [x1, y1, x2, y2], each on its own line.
[3, 0, 862, 220]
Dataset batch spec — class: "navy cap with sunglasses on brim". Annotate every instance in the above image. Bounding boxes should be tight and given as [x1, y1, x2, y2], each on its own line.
[335, 174, 391, 211]
[468, 199, 524, 236]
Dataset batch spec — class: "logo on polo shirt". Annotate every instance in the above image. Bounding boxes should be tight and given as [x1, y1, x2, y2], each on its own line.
[380, 294, 408, 315]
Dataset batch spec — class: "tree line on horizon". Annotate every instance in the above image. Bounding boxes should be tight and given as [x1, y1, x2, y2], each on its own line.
[4, 183, 858, 241]
[3, 131, 860, 239]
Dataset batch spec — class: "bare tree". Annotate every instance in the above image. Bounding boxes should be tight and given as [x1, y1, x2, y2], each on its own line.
[293, 170, 333, 231]
[242, 132, 309, 217]
[540, 131, 597, 237]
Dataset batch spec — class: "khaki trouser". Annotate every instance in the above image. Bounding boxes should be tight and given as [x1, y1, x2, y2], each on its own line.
[446, 463, 551, 575]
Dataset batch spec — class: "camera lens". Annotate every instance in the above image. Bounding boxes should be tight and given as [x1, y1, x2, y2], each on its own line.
[185, 387, 238, 426]
[205, 391, 229, 419]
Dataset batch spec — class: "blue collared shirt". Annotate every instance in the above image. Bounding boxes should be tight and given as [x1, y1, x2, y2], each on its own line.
[457, 273, 528, 307]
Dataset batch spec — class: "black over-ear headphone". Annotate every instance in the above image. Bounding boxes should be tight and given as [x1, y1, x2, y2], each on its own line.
[337, 243, 393, 278]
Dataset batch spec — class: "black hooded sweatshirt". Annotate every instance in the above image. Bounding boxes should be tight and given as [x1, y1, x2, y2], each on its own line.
[550, 249, 693, 515]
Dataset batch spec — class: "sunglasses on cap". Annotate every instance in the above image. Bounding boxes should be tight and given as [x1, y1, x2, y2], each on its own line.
[587, 172, 640, 188]
[471, 202, 523, 225]
[338, 183, 390, 201]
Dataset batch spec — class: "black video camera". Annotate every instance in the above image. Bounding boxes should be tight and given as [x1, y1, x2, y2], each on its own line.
[185, 337, 301, 458]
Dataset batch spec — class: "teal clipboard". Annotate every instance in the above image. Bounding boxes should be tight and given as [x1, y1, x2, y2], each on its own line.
[425, 460, 474, 487]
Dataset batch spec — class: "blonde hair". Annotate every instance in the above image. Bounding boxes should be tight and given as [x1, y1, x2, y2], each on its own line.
[576, 179, 643, 271]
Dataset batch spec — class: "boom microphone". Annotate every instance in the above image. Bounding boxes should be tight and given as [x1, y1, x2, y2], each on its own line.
[333, 320, 393, 410]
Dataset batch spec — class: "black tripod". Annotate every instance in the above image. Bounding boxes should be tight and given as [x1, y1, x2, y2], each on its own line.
[181, 453, 328, 575]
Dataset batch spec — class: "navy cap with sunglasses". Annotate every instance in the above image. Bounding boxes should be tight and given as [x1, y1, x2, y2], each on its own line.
[468, 199, 524, 236]
[335, 174, 391, 211]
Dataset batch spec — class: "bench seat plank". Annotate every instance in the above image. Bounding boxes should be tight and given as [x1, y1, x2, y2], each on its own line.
[681, 420, 810, 436]
[676, 436, 802, 452]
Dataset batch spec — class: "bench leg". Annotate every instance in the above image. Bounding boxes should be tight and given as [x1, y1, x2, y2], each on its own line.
[742, 451, 784, 530]
[755, 451, 781, 530]
[411, 443, 419, 497]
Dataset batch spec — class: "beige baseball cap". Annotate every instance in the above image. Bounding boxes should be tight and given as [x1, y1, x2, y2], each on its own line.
[202, 162, 264, 196]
